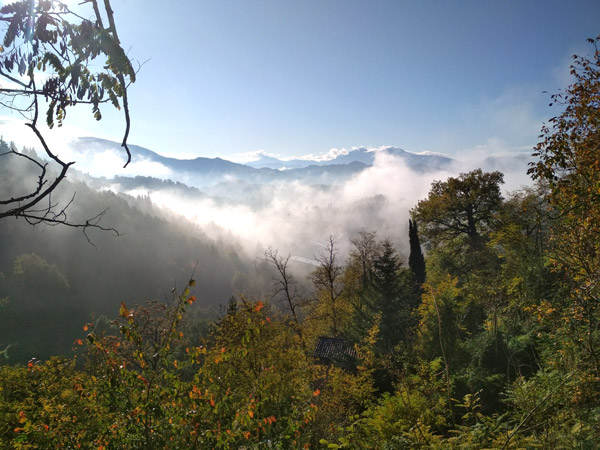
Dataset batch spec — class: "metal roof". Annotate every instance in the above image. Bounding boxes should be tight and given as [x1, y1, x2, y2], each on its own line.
[313, 337, 357, 362]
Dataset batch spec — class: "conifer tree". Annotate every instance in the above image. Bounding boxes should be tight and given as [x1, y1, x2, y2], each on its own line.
[408, 219, 426, 285]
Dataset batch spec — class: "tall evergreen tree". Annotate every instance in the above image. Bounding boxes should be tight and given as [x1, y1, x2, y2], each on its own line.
[372, 240, 405, 350]
[408, 219, 426, 285]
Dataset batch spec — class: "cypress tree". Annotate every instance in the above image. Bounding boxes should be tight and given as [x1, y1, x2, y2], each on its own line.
[408, 219, 426, 285]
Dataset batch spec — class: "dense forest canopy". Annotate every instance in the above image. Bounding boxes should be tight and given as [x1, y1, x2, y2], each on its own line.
[0, 2, 599, 447]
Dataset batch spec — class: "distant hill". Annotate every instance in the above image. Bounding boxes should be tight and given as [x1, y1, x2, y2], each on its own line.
[71, 137, 531, 189]
[72, 137, 272, 186]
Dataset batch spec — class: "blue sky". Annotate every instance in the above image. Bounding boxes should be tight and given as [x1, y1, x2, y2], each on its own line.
[2, 0, 600, 161]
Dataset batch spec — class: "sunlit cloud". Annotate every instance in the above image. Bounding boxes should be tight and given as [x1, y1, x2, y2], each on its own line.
[298, 147, 351, 162]
[227, 149, 277, 163]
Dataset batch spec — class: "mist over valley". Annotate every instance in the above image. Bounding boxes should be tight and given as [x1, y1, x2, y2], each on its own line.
[69, 136, 533, 257]
[0, 135, 531, 361]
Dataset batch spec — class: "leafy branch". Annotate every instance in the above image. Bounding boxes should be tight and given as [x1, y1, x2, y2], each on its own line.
[0, 0, 136, 238]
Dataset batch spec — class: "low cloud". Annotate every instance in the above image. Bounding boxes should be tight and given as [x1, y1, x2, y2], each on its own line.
[56, 141, 532, 265]
[1, 120, 534, 265]
[114, 152, 455, 264]
[0, 121, 175, 179]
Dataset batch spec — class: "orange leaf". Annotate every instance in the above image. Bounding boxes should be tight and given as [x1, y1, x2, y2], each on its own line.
[119, 301, 129, 318]
[312, 389, 320, 396]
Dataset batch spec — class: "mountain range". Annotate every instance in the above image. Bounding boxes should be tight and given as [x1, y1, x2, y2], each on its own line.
[244, 147, 454, 170]
[71, 137, 531, 188]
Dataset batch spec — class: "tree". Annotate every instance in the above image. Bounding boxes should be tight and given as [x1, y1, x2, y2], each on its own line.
[528, 35, 600, 314]
[0, 0, 135, 236]
[526, 36, 600, 424]
[412, 169, 504, 250]
[344, 231, 381, 340]
[408, 219, 426, 286]
[350, 230, 380, 286]
[264, 247, 307, 347]
[309, 236, 348, 337]
[371, 239, 405, 349]
[0, 252, 85, 362]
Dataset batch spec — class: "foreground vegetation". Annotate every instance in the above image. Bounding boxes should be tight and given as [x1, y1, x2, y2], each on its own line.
[0, 12, 598, 449]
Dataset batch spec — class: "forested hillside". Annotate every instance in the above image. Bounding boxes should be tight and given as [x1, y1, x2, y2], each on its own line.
[0, 142, 259, 362]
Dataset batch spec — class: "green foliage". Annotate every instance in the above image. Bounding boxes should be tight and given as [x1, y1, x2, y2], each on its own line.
[417, 277, 464, 364]
[528, 36, 600, 384]
[503, 370, 600, 448]
[190, 298, 316, 447]
[371, 240, 417, 353]
[12, 253, 70, 294]
[0, 253, 86, 362]
[324, 358, 449, 449]
[0, 358, 112, 449]
[82, 282, 197, 448]
[412, 169, 504, 251]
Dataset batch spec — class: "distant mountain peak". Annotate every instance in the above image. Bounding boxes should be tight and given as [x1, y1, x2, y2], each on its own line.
[244, 145, 453, 170]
